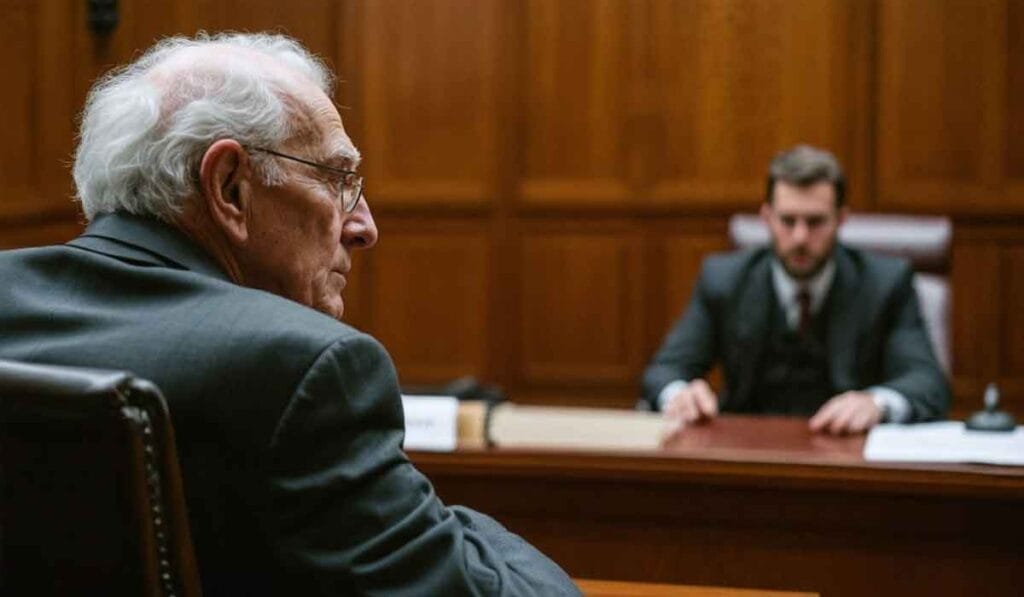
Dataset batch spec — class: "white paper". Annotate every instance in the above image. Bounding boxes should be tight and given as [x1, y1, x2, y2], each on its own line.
[401, 395, 459, 452]
[864, 421, 1024, 466]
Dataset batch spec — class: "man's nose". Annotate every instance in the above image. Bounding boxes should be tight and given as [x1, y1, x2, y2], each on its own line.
[341, 197, 378, 249]
[791, 220, 810, 242]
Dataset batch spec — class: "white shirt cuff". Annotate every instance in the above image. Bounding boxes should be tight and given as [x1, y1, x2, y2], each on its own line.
[868, 386, 911, 423]
[657, 380, 689, 411]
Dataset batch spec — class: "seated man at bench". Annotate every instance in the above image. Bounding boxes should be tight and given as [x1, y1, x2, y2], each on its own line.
[642, 145, 950, 435]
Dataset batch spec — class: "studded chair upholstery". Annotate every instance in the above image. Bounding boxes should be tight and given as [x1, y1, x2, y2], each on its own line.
[728, 214, 953, 373]
[0, 360, 201, 596]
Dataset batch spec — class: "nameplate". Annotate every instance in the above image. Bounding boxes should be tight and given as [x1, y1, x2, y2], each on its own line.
[401, 395, 459, 452]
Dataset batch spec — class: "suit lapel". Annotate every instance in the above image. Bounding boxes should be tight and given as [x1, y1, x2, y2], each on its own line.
[728, 255, 773, 409]
[826, 246, 862, 392]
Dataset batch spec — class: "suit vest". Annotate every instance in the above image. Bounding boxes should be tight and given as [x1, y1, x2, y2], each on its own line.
[749, 291, 835, 415]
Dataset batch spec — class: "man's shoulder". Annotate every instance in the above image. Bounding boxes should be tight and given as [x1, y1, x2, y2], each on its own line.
[839, 244, 913, 285]
[1, 241, 378, 383]
[187, 275, 372, 358]
[698, 247, 771, 291]
[0, 244, 71, 267]
[703, 246, 770, 271]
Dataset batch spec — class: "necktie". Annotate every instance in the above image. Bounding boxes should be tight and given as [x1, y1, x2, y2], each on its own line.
[797, 287, 812, 337]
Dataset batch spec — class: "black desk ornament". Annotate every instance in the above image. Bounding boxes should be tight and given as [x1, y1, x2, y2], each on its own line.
[965, 383, 1017, 432]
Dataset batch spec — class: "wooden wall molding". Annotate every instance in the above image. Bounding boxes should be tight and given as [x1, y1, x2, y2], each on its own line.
[517, 0, 635, 208]
[877, 0, 1017, 212]
[357, 0, 499, 208]
[645, 0, 873, 211]
[516, 223, 645, 385]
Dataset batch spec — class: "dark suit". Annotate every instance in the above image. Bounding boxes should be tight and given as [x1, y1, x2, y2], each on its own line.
[642, 245, 950, 420]
[0, 213, 578, 596]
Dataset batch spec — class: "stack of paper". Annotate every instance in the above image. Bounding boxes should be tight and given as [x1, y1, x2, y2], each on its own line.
[864, 421, 1024, 465]
[487, 404, 667, 450]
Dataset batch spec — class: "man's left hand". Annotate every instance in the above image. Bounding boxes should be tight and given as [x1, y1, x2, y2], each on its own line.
[809, 391, 882, 435]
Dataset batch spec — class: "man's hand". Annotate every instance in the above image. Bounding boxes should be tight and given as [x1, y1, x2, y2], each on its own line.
[809, 391, 882, 435]
[664, 379, 718, 426]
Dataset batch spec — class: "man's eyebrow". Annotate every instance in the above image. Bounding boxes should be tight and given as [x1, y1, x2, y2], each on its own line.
[322, 143, 361, 170]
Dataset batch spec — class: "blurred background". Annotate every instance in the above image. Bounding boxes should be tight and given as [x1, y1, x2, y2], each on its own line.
[2, 0, 1022, 416]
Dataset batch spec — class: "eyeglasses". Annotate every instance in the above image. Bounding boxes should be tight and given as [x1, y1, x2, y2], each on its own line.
[247, 146, 365, 213]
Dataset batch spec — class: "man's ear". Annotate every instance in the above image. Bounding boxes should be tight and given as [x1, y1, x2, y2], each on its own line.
[759, 202, 772, 224]
[198, 139, 250, 245]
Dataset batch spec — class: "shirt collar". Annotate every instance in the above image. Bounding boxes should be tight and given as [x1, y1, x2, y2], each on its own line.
[770, 256, 836, 317]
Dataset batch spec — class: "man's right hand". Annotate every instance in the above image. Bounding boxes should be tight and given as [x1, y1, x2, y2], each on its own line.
[664, 379, 719, 425]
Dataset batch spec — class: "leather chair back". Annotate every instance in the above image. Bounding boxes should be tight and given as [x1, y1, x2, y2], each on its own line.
[0, 360, 201, 596]
[728, 214, 953, 373]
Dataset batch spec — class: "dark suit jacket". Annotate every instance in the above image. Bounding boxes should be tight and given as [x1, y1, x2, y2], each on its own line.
[642, 245, 950, 421]
[0, 213, 578, 596]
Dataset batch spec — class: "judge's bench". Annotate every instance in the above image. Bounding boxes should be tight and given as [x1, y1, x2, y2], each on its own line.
[411, 414, 1023, 597]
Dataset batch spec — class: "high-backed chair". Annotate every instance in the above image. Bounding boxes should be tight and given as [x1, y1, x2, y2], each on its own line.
[0, 360, 201, 596]
[728, 214, 953, 373]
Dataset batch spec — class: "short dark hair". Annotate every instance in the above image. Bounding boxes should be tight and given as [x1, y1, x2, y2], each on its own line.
[765, 144, 846, 207]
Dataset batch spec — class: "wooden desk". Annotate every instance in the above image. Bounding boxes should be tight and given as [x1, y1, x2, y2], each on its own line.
[411, 416, 1024, 597]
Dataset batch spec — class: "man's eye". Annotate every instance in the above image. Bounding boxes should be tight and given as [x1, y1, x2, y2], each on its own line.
[806, 217, 826, 228]
[329, 172, 355, 189]
[780, 217, 796, 227]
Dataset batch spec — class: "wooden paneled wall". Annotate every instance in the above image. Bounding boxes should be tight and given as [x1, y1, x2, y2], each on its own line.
[3, 1, 1024, 415]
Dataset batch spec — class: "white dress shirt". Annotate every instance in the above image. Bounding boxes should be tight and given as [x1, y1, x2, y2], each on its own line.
[769, 259, 834, 330]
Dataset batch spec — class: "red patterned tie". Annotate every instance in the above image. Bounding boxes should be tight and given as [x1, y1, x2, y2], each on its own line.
[797, 287, 812, 337]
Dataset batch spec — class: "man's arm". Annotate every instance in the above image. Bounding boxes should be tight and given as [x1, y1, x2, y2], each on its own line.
[873, 266, 950, 422]
[265, 334, 579, 596]
[642, 262, 719, 411]
[811, 266, 950, 433]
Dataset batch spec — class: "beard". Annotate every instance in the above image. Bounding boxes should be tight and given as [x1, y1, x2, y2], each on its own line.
[777, 244, 834, 280]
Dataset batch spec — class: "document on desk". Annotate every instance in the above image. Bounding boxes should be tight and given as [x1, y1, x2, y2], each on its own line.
[864, 421, 1024, 465]
[488, 404, 667, 450]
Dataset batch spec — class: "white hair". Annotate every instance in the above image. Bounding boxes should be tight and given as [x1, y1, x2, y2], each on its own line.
[73, 31, 334, 222]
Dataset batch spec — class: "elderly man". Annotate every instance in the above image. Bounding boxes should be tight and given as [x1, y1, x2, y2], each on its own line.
[642, 145, 950, 435]
[0, 33, 577, 595]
